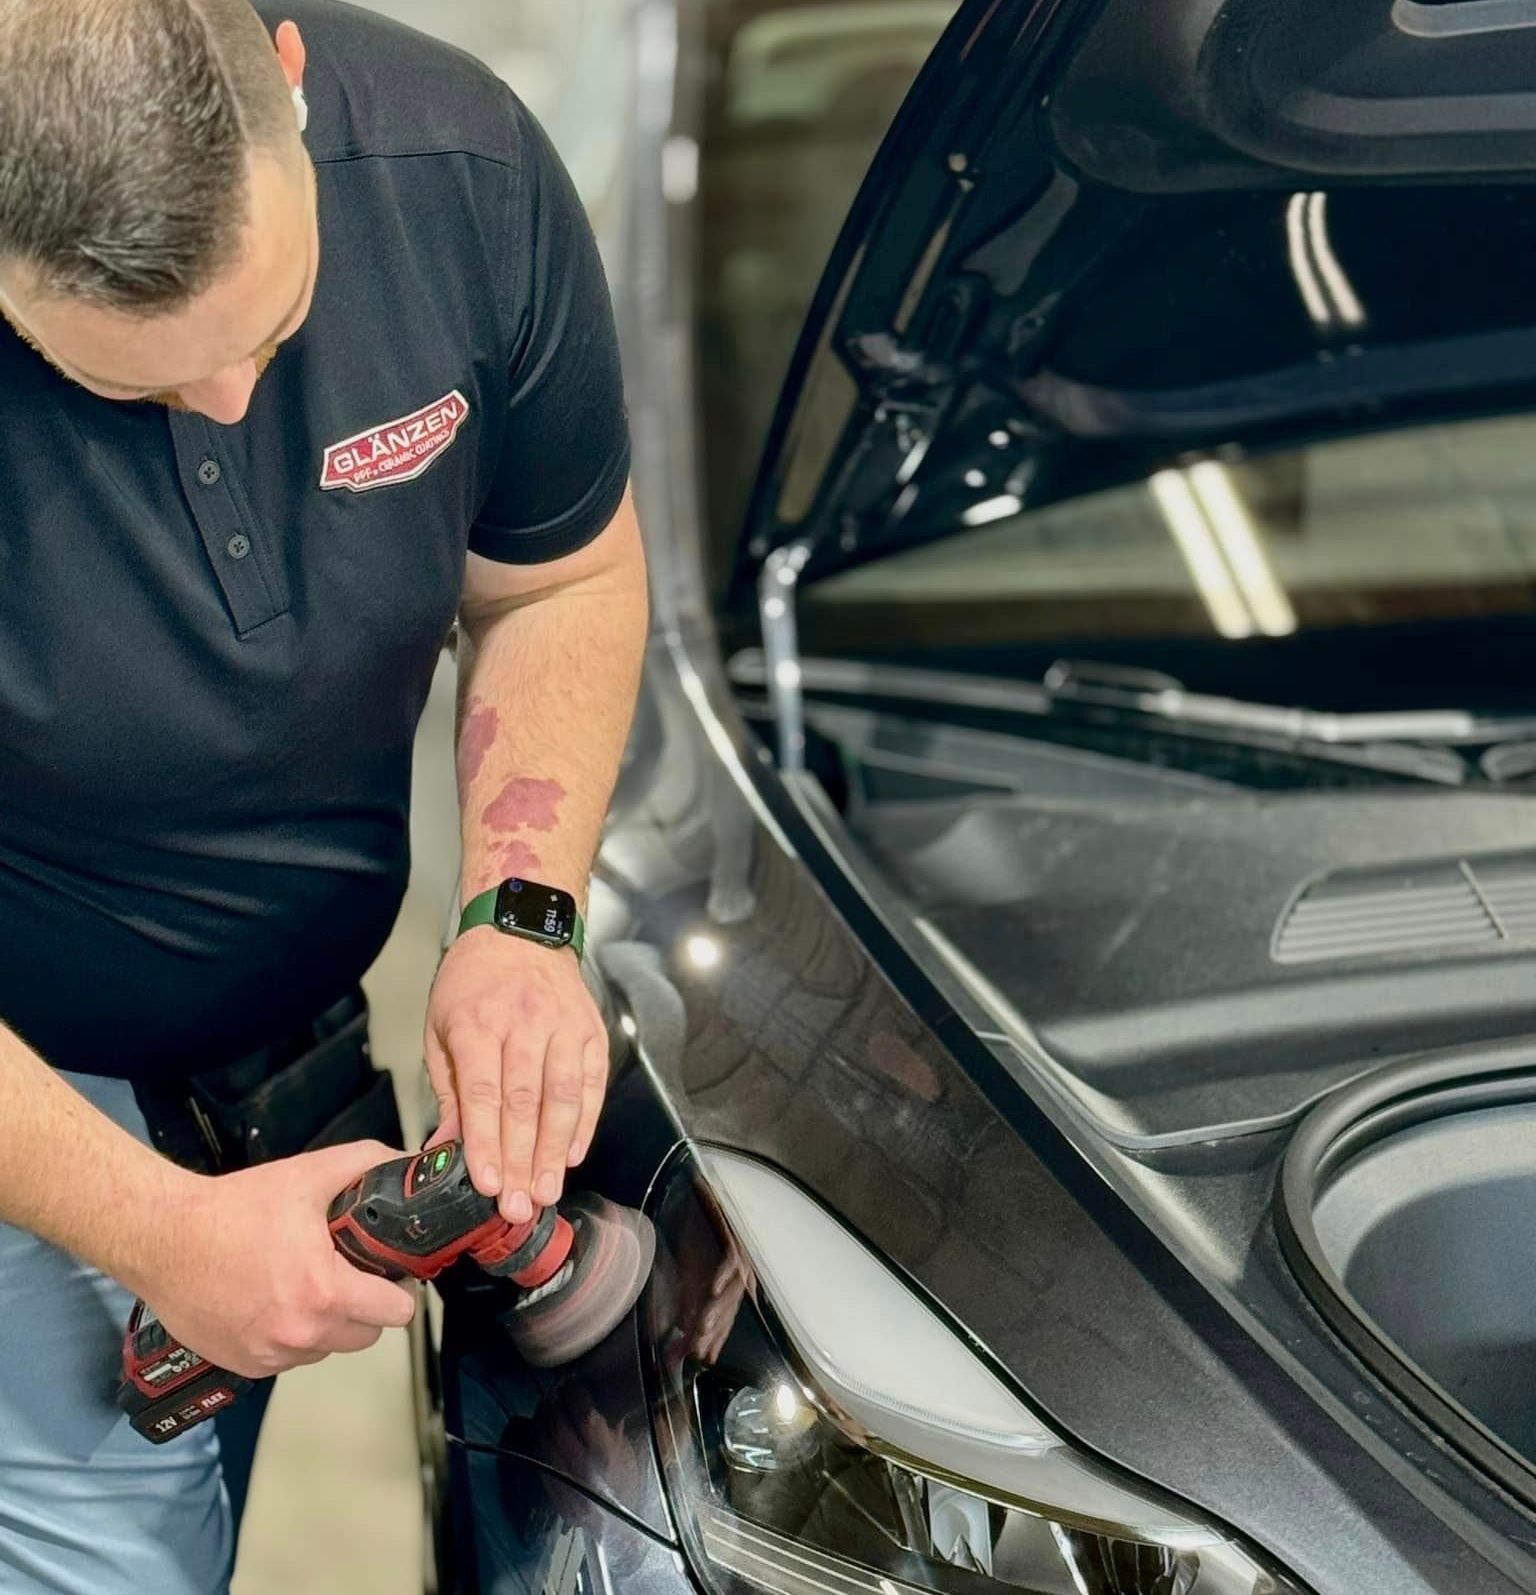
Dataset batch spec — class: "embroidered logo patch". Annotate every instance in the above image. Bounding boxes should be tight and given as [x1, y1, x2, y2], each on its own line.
[319, 390, 471, 494]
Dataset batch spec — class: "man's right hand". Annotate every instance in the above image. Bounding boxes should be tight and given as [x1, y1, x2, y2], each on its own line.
[144, 1139, 417, 1380]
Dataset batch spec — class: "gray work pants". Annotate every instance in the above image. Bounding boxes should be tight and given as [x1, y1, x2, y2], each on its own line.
[0, 1071, 232, 1593]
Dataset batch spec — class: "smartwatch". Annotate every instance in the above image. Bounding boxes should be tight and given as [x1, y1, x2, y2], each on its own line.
[457, 878, 585, 961]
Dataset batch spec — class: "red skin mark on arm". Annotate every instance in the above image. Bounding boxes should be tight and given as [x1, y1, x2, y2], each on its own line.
[457, 699, 500, 791]
[495, 840, 543, 879]
[481, 776, 564, 834]
[467, 840, 544, 900]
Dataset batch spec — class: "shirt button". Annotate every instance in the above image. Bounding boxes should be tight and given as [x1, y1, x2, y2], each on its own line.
[226, 534, 251, 561]
[196, 458, 222, 487]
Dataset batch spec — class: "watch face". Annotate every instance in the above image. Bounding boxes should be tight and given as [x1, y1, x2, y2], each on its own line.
[494, 879, 576, 948]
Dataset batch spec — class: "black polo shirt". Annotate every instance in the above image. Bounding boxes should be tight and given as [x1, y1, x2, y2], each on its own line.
[0, 1, 629, 1080]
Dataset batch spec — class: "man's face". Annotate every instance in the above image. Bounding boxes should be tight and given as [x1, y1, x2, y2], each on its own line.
[0, 150, 319, 426]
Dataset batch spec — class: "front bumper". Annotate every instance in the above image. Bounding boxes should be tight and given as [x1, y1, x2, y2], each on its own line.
[446, 1439, 692, 1595]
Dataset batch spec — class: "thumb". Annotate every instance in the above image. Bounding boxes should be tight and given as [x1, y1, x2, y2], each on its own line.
[423, 1031, 460, 1148]
[424, 1106, 461, 1150]
[295, 1138, 406, 1202]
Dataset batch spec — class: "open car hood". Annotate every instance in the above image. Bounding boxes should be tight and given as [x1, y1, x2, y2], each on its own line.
[728, 0, 1536, 604]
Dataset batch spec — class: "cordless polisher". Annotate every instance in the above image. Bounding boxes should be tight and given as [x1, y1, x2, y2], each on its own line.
[118, 1140, 656, 1443]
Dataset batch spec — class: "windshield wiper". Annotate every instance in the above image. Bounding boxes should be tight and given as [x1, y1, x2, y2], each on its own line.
[1043, 660, 1536, 748]
[726, 650, 1535, 784]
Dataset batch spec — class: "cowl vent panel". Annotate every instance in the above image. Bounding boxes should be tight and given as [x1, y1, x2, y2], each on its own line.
[1479, 856, 1536, 941]
[1274, 854, 1536, 963]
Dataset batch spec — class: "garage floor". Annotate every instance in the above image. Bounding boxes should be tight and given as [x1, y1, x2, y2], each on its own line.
[230, 655, 455, 1595]
[231, 8, 620, 1591]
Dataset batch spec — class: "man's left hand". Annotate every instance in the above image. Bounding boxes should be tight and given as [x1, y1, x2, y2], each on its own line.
[424, 930, 608, 1221]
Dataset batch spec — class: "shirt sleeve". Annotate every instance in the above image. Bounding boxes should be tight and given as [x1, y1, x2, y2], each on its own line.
[469, 99, 631, 564]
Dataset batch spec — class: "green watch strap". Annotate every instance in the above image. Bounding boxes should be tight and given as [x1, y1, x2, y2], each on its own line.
[457, 884, 585, 961]
[457, 887, 500, 936]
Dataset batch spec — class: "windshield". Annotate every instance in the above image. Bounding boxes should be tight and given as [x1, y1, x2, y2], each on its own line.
[693, 0, 960, 592]
[696, 0, 1536, 740]
[799, 414, 1536, 717]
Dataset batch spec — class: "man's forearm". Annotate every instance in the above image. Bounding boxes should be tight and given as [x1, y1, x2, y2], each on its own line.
[0, 1025, 194, 1294]
[428, 493, 648, 1211]
[455, 508, 649, 909]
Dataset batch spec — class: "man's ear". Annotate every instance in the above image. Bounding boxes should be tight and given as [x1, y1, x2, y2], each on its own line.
[274, 19, 307, 92]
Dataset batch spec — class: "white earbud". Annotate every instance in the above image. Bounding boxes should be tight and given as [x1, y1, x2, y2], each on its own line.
[292, 85, 309, 135]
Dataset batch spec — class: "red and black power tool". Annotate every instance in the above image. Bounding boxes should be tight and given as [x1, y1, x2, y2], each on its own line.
[118, 1140, 656, 1444]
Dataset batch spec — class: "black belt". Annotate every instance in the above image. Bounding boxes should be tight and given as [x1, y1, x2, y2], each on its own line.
[132, 988, 399, 1174]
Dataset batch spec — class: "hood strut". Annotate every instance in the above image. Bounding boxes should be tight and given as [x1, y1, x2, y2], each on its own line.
[759, 543, 811, 770]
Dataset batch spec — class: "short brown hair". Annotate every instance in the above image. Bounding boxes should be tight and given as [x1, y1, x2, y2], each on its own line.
[0, 0, 298, 313]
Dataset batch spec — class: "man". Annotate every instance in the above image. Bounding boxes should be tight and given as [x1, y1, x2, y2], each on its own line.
[0, 0, 647, 1589]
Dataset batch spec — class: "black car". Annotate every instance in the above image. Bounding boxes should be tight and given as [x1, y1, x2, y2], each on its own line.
[423, 2, 1536, 1591]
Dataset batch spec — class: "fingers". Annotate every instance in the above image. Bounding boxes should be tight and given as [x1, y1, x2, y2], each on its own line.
[325, 1321, 385, 1356]
[329, 1256, 417, 1329]
[497, 1026, 546, 1223]
[531, 1029, 585, 1209]
[429, 956, 610, 1218]
[443, 1024, 506, 1198]
[257, 1315, 384, 1376]
[248, 1348, 327, 1377]
[566, 1036, 607, 1171]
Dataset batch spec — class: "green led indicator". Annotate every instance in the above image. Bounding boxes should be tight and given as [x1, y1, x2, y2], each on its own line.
[433, 1149, 450, 1173]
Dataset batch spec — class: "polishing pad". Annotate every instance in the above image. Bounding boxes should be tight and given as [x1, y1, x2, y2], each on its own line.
[503, 1193, 656, 1368]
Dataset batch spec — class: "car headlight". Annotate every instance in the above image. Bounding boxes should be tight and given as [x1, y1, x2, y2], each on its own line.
[645, 1147, 1305, 1595]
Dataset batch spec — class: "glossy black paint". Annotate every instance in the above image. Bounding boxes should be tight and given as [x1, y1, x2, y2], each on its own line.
[438, 1061, 677, 1546]
[446, 1442, 686, 1595]
[431, 1, 1536, 1592]
[440, 622, 1536, 1592]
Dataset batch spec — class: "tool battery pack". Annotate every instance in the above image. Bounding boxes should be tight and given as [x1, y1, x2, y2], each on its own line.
[118, 1301, 254, 1445]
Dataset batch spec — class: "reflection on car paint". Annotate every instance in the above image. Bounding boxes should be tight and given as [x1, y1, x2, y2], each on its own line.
[452, 1445, 690, 1595]
[539, 1525, 592, 1595]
